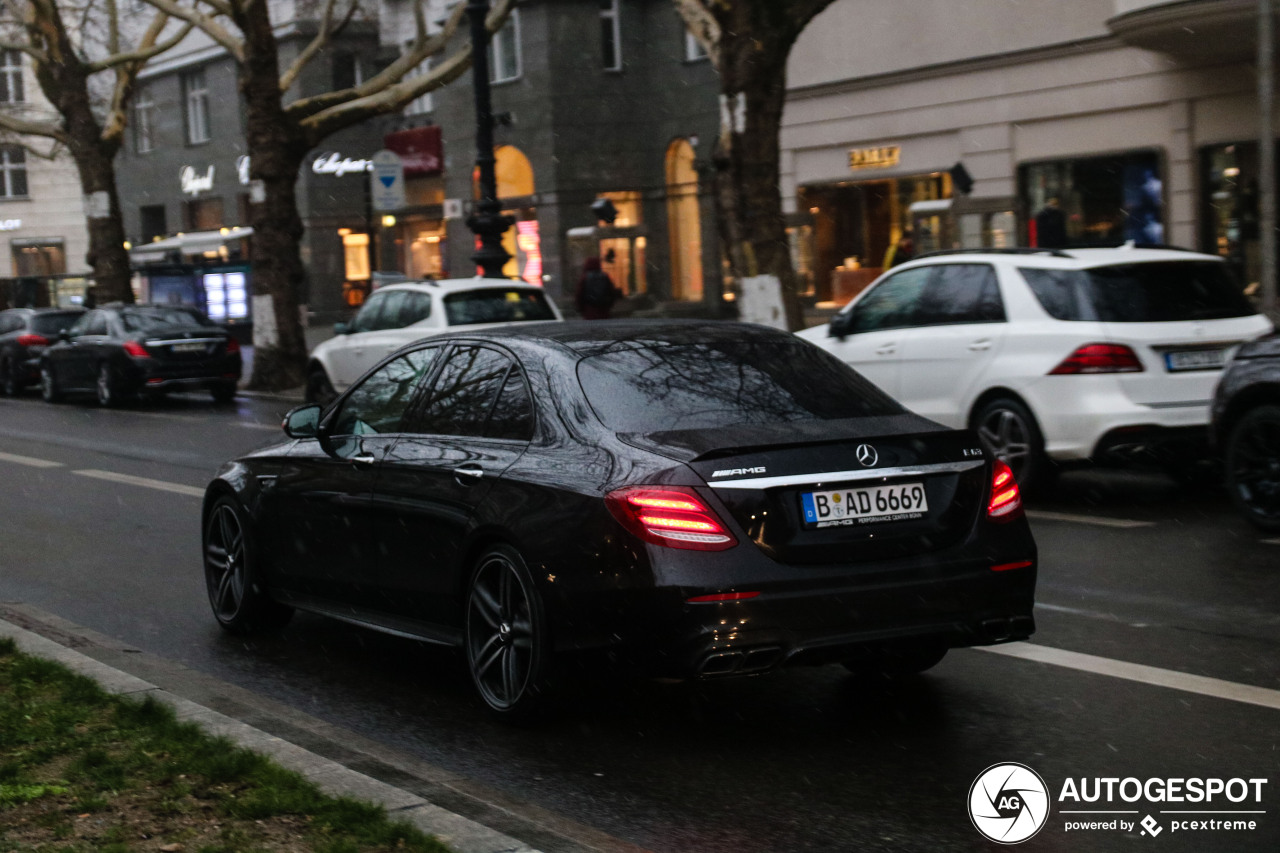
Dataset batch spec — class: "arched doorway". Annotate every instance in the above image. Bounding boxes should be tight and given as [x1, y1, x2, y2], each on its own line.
[475, 145, 539, 282]
[665, 139, 703, 301]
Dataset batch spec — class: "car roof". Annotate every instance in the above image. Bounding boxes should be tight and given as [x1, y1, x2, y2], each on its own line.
[374, 277, 549, 295]
[428, 319, 801, 355]
[903, 245, 1224, 269]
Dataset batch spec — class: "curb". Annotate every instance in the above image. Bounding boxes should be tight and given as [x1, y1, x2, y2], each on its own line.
[0, 617, 540, 853]
[234, 387, 307, 403]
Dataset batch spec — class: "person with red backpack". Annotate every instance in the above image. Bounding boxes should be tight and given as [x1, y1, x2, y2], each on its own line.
[574, 256, 623, 320]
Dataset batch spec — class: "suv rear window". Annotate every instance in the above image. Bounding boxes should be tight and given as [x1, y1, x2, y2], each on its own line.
[443, 289, 556, 326]
[577, 340, 903, 432]
[31, 312, 84, 335]
[1019, 262, 1255, 322]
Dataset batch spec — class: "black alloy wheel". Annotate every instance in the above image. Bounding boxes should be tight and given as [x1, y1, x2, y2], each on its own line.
[465, 545, 553, 720]
[974, 397, 1049, 491]
[203, 496, 294, 633]
[0, 357, 17, 396]
[1224, 405, 1280, 534]
[305, 367, 337, 406]
[40, 363, 62, 403]
[96, 362, 119, 407]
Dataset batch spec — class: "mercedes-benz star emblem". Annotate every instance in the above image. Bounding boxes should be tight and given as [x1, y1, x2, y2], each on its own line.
[855, 444, 878, 467]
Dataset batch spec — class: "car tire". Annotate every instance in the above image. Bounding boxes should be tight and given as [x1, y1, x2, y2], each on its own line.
[40, 362, 62, 403]
[203, 495, 294, 634]
[973, 397, 1051, 492]
[1223, 404, 1280, 534]
[464, 544, 556, 722]
[843, 644, 948, 678]
[0, 356, 17, 396]
[96, 362, 121, 408]
[305, 366, 337, 406]
[210, 382, 237, 404]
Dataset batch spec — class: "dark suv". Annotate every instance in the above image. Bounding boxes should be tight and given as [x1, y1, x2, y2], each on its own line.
[0, 307, 85, 395]
[1211, 332, 1280, 532]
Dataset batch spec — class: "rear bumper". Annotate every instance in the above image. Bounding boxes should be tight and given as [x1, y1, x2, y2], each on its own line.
[123, 356, 241, 391]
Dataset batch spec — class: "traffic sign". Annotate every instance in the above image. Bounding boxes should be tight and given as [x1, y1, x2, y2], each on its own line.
[370, 150, 405, 211]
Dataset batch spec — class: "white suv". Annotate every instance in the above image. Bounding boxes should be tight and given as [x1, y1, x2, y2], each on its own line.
[797, 246, 1274, 487]
[307, 278, 563, 403]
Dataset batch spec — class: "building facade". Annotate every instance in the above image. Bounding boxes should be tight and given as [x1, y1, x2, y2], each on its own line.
[782, 0, 1276, 303]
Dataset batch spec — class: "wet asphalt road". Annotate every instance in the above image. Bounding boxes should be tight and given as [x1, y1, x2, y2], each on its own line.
[0, 390, 1278, 852]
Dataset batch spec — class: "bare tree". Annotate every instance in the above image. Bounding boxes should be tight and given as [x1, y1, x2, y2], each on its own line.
[0, 0, 191, 303]
[143, 0, 514, 391]
[673, 0, 837, 331]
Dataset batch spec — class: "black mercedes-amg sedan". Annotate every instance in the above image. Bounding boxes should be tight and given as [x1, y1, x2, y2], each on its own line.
[202, 321, 1037, 719]
[1212, 331, 1280, 532]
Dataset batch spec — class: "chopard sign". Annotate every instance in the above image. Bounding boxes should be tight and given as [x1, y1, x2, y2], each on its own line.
[311, 152, 373, 176]
[180, 165, 215, 195]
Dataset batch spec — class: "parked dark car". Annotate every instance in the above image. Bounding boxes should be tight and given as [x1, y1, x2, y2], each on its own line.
[0, 307, 85, 395]
[201, 321, 1037, 719]
[1212, 332, 1280, 532]
[40, 304, 241, 406]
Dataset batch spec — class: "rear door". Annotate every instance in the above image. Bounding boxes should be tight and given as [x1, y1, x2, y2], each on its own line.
[894, 263, 1008, 426]
[822, 266, 933, 397]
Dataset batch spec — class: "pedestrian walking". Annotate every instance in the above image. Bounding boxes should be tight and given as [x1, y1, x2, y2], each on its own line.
[575, 256, 623, 320]
[882, 231, 915, 269]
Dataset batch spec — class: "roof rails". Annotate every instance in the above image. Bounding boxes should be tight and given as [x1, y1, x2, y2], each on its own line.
[915, 247, 1075, 260]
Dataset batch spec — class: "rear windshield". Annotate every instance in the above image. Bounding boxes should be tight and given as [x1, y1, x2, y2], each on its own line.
[1019, 261, 1256, 322]
[120, 307, 215, 332]
[577, 340, 904, 433]
[30, 313, 83, 335]
[443, 289, 556, 326]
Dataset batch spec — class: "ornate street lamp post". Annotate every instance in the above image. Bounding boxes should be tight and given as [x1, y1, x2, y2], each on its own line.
[467, 0, 513, 278]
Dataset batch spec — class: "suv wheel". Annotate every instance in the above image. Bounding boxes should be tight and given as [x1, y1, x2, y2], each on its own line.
[40, 363, 62, 403]
[0, 357, 17, 396]
[1224, 405, 1280, 533]
[974, 397, 1050, 492]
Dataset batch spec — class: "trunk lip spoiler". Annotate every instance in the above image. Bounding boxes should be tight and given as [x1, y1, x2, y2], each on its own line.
[705, 459, 985, 490]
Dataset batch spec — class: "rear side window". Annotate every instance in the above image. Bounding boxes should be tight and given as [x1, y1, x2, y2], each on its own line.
[578, 340, 903, 433]
[1019, 262, 1255, 322]
[397, 291, 431, 326]
[31, 313, 82, 336]
[851, 267, 930, 333]
[413, 346, 514, 437]
[916, 264, 1005, 325]
[443, 289, 556, 326]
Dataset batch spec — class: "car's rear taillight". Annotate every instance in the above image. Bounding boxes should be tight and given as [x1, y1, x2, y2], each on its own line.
[605, 486, 738, 551]
[225, 337, 240, 354]
[987, 459, 1023, 521]
[16, 333, 49, 347]
[1049, 343, 1143, 374]
[122, 340, 150, 358]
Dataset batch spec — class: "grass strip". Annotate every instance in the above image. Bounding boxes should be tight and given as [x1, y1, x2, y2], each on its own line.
[0, 637, 452, 852]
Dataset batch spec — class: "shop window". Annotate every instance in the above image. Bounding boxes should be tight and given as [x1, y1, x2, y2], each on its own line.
[665, 138, 702, 301]
[203, 271, 249, 322]
[0, 146, 27, 198]
[134, 90, 155, 153]
[140, 205, 167, 243]
[332, 52, 363, 91]
[0, 50, 23, 104]
[406, 219, 445, 279]
[12, 240, 66, 276]
[600, 0, 622, 71]
[489, 11, 521, 83]
[184, 197, 224, 231]
[1019, 151, 1163, 248]
[403, 53, 433, 115]
[1200, 141, 1270, 289]
[183, 68, 210, 144]
[685, 31, 708, 62]
[342, 231, 371, 281]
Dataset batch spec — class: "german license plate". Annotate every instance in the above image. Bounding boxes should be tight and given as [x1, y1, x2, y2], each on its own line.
[1165, 348, 1226, 372]
[800, 482, 929, 528]
[171, 342, 205, 353]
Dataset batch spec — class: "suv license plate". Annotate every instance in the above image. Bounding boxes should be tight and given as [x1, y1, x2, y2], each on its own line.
[801, 482, 929, 528]
[1165, 348, 1226, 372]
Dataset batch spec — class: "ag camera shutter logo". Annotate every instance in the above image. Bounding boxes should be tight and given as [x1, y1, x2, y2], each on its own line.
[969, 763, 1051, 844]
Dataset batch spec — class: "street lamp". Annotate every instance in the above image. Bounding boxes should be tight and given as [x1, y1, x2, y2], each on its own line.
[467, 0, 513, 278]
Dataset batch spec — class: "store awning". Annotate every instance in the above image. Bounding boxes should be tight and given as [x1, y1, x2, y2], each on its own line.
[130, 226, 254, 263]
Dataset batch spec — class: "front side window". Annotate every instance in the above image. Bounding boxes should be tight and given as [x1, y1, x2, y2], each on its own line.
[348, 291, 388, 333]
[0, 50, 23, 104]
[600, 0, 621, 71]
[850, 267, 930, 333]
[183, 69, 210, 144]
[0, 147, 27, 198]
[332, 348, 440, 436]
[413, 346, 514, 437]
[489, 10, 521, 83]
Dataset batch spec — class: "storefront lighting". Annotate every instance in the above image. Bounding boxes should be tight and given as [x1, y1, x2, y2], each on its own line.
[636, 236, 646, 249]
[122, 241, 132, 250]
[425, 235, 441, 243]
[338, 228, 352, 236]
[1224, 167, 1241, 177]
[381, 215, 397, 227]
[219, 227, 230, 235]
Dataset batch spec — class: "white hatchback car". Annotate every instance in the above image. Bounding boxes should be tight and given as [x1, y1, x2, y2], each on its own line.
[306, 278, 563, 403]
[797, 246, 1274, 488]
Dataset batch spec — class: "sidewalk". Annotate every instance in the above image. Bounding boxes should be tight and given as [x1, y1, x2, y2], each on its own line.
[0, 610, 544, 853]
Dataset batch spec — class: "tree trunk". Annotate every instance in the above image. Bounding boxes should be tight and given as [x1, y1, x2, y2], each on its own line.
[237, 0, 309, 391]
[67, 141, 133, 304]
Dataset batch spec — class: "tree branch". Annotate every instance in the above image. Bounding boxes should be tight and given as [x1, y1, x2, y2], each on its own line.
[0, 110, 66, 143]
[278, 0, 343, 93]
[671, 0, 719, 67]
[0, 39, 49, 66]
[142, 0, 244, 62]
[88, 15, 193, 72]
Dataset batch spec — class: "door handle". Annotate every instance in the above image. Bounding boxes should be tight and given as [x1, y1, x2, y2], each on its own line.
[875, 344, 896, 356]
[455, 465, 485, 483]
[351, 454, 377, 468]
[968, 339, 992, 351]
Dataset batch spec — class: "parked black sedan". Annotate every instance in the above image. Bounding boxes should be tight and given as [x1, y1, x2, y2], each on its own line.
[202, 321, 1037, 719]
[0, 307, 85, 395]
[1212, 331, 1280, 532]
[40, 304, 241, 406]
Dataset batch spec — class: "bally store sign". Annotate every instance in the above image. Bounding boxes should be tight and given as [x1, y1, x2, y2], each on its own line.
[848, 145, 901, 171]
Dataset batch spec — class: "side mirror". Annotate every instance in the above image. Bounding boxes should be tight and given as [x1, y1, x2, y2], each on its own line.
[282, 404, 322, 438]
[333, 321, 350, 335]
[829, 312, 855, 340]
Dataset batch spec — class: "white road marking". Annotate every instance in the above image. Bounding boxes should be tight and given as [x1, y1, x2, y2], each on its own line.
[976, 642, 1280, 712]
[1025, 509, 1156, 529]
[72, 469, 205, 498]
[0, 451, 63, 468]
[1262, 538, 1280, 546]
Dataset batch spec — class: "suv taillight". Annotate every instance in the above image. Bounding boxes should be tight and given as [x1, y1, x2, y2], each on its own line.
[225, 337, 240, 354]
[987, 459, 1023, 521]
[605, 486, 738, 551]
[15, 333, 49, 347]
[1049, 343, 1143, 374]
[122, 340, 150, 358]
